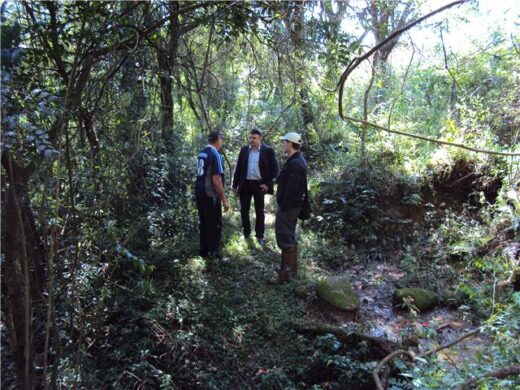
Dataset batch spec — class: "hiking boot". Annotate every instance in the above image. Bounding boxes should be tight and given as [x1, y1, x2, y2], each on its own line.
[289, 245, 298, 278]
[268, 248, 291, 284]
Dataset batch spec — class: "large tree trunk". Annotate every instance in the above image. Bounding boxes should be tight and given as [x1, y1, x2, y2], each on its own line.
[155, 2, 181, 145]
[158, 51, 174, 134]
[2, 154, 46, 389]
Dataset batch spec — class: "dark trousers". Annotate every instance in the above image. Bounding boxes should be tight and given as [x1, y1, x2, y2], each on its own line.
[196, 191, 222, 257]
[239, 180, 265, 239]
[275, 207, 301, 249]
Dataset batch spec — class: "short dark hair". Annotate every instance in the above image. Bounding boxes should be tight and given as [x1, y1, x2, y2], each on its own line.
[291, 142, 301, 150]
[208, 131, 223, 143]
[250, 128, 262, 137]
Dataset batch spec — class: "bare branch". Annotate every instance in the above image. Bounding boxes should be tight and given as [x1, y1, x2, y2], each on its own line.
[373, 350, 415, 390]
[422, 328, 480, 357]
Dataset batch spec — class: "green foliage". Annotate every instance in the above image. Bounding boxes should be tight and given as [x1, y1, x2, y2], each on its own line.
[308, 333, 378, 389]
[255, 369, 295, 390]
[310, 153, 424, 249]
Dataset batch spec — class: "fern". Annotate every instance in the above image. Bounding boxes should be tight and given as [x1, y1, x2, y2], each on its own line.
[387, 377, 413, 390]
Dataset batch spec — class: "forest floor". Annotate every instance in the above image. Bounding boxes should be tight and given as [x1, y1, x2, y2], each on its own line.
[163, 195, 489, 387]
[0, 196, 493, 389]
[0, 207, 506, 390]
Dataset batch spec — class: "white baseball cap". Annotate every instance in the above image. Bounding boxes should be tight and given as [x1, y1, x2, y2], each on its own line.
[279, 132, 302, 144]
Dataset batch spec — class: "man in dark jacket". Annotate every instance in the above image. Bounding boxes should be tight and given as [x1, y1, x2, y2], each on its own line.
[232, 128, 279, 244]
[272, 132, 308, 283]
[195, 131, 230, 260]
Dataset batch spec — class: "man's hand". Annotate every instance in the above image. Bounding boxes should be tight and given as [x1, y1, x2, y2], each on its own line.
[259, 184, 268, 193]
[223, 199, 230, 212]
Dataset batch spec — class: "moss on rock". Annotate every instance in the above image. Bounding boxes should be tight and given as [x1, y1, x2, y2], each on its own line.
[317, 276, 359, 311]
[393, 288, 438, 311]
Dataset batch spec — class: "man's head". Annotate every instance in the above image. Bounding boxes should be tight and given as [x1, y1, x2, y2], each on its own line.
[279, 132, 301, 155]
[249, 128, 263, 150]
[208, 131, 224, 151]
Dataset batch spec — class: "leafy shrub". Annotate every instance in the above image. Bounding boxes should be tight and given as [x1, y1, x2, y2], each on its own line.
[310, 154, 423, 249]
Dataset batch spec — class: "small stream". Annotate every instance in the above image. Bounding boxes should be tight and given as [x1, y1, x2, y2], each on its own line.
[309, 262, 487, 365]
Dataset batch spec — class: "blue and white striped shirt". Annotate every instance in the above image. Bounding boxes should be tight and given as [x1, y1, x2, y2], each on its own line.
[195, 144, 224, 197]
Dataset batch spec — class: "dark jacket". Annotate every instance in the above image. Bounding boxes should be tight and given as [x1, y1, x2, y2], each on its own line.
[276, 151, 308, 211]
[232, 144, 279, 195]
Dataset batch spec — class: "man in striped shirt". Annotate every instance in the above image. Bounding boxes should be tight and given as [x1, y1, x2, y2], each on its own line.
[195, 131, 229, 260]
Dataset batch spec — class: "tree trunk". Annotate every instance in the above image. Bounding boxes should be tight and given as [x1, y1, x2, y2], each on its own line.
[156, 2, 181, 145]
[367, 0, 414, 110]
[2, 154, 46, 389]
[158, 51, 174, 134]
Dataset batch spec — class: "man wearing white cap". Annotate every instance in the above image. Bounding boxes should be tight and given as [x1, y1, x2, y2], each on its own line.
[271, 132, 308, 283]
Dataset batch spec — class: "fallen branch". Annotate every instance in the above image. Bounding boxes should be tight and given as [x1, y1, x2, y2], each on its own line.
[373, 328, 481, 389]
[373, 350, 415, 390]
[436, 323, 451, 332]
[422, 328, 480, 357]
[343, 116, 520, 157]
[447, 172, 477, 187]
[458, 365, 520, 389]
[292, 320, 400, 358]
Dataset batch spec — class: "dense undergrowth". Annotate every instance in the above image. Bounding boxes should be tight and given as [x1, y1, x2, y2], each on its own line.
[5, 151, 517, 389]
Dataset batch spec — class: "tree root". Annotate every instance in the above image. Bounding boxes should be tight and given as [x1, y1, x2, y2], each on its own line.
[291, 319, 400, 358]
[373, 350, 415, 390]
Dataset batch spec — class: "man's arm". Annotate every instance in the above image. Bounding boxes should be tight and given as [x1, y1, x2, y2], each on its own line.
[269, 147, 279, 186]
[213, 174, 230, 211]
[260, 147, 279, 194]
[232, 147, 244, 190]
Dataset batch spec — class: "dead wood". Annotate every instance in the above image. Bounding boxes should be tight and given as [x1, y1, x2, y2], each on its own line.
[458, 365, 520, 389]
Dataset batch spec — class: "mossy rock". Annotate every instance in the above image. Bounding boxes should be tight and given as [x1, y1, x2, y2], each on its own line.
[440, 289, 469, 309]
[393, 288, 438, 311]
[295, 283, 314, 299]
[317, 276, 359, 311]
